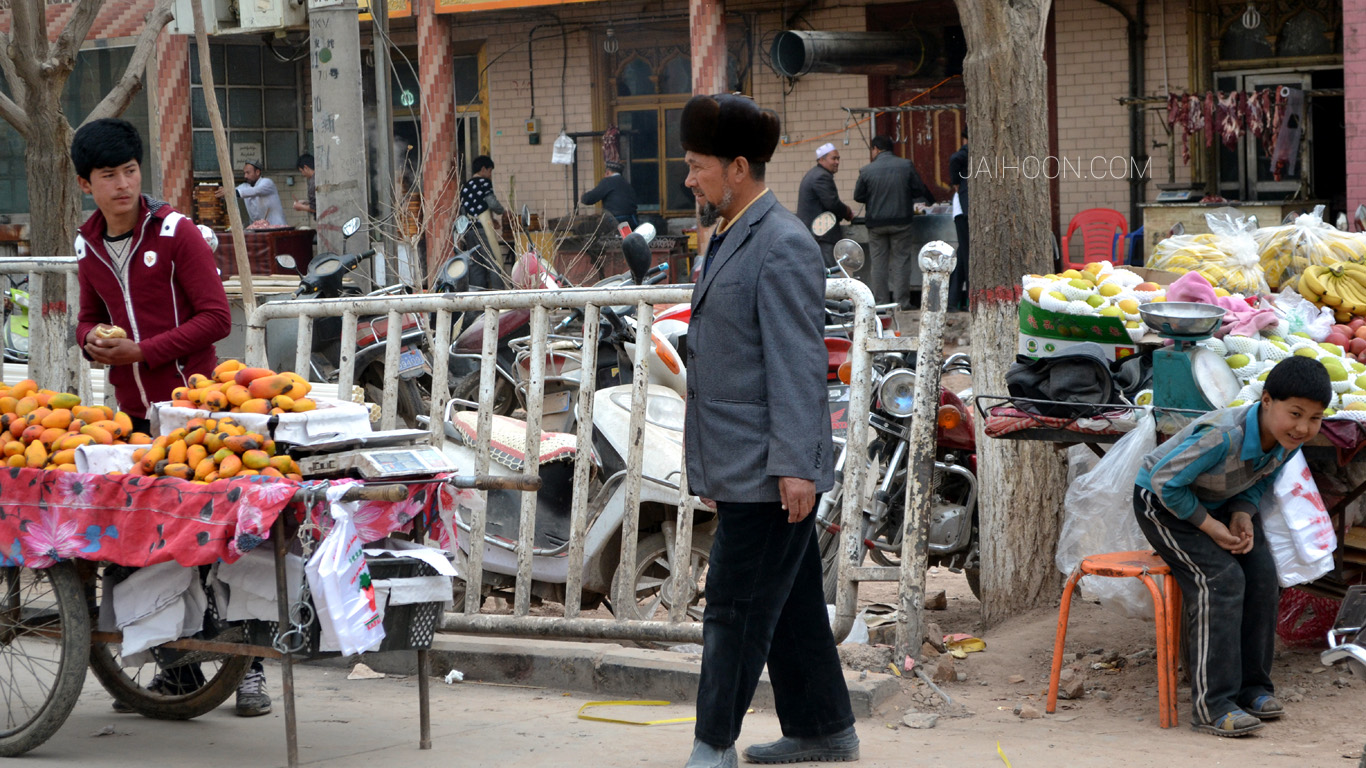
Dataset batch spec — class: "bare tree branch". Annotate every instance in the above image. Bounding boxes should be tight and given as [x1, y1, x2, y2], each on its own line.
[52, 0, 104, 72]
[9, 0, 45, 85]
[0, 90, 30, 137]
[0, 32, 28, 107]
[82, 0, 175, 125]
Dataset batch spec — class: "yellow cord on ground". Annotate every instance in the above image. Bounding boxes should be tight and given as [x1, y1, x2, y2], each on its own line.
[576, 700, 696, 726]
[997, 740, 1013, 767]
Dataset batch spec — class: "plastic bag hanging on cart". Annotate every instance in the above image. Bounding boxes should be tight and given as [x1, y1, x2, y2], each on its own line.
[306, 486, 385, 655]
[1057, 409, 1158, 618]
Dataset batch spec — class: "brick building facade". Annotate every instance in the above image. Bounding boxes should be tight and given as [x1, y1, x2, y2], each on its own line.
[0, 0, 1353, 267]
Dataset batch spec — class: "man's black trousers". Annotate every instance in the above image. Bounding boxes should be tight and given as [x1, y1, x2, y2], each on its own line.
[694, 499, 855, 747]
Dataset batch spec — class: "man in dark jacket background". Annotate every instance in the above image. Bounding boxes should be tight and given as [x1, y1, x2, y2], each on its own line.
[795, 142, 854, 268]
[854, 135, 933, 308]
[580, 161, 638, 230]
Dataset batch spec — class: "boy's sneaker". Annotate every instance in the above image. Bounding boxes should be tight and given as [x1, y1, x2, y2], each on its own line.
[1243, 695, 1285, 720]
[1192, 709, 1264, 737]
[235, 668, 272, 717]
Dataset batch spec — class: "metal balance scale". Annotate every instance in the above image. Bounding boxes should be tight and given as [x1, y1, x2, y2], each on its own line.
[296, 429, 456, 480]
[1139, 302, 1241, 412]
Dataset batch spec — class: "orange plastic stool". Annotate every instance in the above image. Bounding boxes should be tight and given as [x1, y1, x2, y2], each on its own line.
[1046, 550, 1182, 727]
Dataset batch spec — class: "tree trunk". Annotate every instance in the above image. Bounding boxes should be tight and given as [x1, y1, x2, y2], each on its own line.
[954, 0, 1069, 625]
[24, 101, 83, 393]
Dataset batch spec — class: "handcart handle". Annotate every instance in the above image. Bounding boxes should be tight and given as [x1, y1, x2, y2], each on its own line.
[290, 484, 411, 503]
[451, 473, 543, 492]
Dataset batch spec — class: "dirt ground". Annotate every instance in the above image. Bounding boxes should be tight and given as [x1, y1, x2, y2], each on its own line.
[837, 565, 1366, 767]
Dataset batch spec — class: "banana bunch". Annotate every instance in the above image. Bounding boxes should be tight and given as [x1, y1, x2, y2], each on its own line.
[1259, 223, 1366, 289]
[1299, 262, 1366, 321]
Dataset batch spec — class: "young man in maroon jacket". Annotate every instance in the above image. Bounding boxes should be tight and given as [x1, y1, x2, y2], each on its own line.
[71, 118, 271, 717]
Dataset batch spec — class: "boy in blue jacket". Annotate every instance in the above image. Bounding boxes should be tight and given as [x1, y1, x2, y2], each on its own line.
[1135, 355, 1329, 737]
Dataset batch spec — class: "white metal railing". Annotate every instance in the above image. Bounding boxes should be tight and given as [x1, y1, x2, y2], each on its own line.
[245, 280, 880, 644]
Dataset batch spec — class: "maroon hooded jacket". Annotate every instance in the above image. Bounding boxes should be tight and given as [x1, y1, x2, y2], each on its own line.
[75, 195, 231, 419]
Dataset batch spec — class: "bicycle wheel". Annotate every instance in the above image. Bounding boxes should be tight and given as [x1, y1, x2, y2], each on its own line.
[87, 563, 250, 720]
[0, 563, 91, 757]
[88, 640, 250, 720]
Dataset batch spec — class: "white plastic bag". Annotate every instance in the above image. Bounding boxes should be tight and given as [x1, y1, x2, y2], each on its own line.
[1273, 287, 1335, 341]
[1259, 452, 1337, 589]
[1057, 410, 1158, 618]
[306, 493, 385, 655]
[551, 131, 576, 165]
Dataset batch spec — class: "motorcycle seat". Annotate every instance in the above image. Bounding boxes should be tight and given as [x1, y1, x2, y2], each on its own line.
[449, 410, 578, 472]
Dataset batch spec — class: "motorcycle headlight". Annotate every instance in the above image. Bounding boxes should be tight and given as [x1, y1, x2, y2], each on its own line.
[610, 391, 686, 432]
[878, 368, 916, 417]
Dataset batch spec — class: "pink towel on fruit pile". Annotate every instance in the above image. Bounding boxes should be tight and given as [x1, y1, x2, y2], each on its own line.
[1164, 271, 1277, 338]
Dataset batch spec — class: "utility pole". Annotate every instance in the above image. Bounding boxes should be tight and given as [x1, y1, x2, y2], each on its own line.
[371, 0, 397, 285]
[308, 0, 370, 258]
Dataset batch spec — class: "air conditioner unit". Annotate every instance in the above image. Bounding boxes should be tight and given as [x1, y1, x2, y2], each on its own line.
[170, 0, 308, 36]
[237, 0, 308, 34]
[169, 0, 236, 35]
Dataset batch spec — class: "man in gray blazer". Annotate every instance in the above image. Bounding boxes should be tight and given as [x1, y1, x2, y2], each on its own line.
[679, 93, 857, 768]
[796, 142, 854, 268]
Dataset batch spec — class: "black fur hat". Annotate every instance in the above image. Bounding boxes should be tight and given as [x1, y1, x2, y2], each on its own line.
[679, 94, 780, 164]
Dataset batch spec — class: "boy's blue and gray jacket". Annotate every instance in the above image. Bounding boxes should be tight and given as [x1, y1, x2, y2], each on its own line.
[1135, 403, 1294, 526]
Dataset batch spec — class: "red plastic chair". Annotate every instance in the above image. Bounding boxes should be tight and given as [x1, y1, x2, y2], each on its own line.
[1063, 208, 1129, 271]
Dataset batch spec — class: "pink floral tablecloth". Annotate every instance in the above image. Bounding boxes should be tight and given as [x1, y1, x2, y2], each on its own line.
[0, 468, 453, 569]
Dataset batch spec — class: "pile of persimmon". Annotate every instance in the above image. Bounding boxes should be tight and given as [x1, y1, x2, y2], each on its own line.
[132, 415, 302, 482]
[0, 379, 151, 471]
[169, 360, 316, 415]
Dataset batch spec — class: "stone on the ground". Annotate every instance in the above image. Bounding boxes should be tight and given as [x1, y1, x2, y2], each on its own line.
[933, 654, 956, 684]
[1057, 668, 1085, 700]
[1007, 674, 1026, 684]
[902, 713, 939, 729]
[925, 622, 946, 652]
[921, 642, 941, 658]
[1097, 690, 1112, 701]
[925, 590, 948, 611]
[1014, 702, 1042, 719]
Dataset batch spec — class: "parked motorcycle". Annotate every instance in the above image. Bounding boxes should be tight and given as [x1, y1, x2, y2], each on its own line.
[815, 242, 978, 602]
[447, 230, 673, 419]
[440, 242, 711, 625]
[265, 216, 433, 428]
[1322, 585, 1366, 767]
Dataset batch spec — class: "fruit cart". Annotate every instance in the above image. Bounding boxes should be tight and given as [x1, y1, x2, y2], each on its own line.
[0, 374, 539, 765]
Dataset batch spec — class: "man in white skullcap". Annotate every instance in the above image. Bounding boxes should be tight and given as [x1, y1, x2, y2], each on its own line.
[795, 142, 854, 268]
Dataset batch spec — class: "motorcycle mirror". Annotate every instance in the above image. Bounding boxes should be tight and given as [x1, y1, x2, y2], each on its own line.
[197, 224, 219, 252]
[276, 253, 297, 270]
[521, 204, 532, 229]
[454, 214, 471, 236]
[341, 217, 362, 238]
[633, 222, 657, 245]
[622, 232, 652, 285]
[833, 239, 865, 273]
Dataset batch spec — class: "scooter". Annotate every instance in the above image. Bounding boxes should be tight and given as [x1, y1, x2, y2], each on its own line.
[265, 217, 433, 428]
[440, 242, 711, 623]
[2, 276, 28, 363]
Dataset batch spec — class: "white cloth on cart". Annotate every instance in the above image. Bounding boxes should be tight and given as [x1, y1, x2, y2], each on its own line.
[212, 548, 304, 622]
[111, 561, 206, 660]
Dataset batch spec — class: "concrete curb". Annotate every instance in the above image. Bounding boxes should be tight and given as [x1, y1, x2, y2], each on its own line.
[311, 635, 900, 717]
